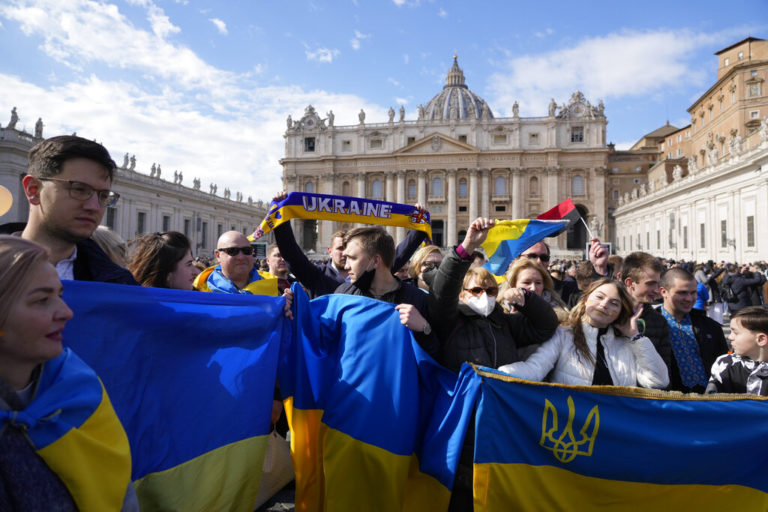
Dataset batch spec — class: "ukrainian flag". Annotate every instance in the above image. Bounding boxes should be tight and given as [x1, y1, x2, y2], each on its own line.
[481, 219, 568, 275]
[281, 284, 478, 511]
[470, 366, 768, 511]
[0, 347, 131, 511]
[62, 281, 288, 512]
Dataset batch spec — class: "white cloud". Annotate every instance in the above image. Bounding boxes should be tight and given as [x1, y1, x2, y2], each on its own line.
[534, 27, 554, 38]
[392, 0, 406, 5]
[209, 17, 227, 35]
[437, 8, 447, 18]
[403, 53, 409, 64]
[487, 29, 741, 117]
[350, 29, 370, 51]
[0, 0, 388, 201]
[387, 77, 401, 87]
[395, 97, 408, 105]
[305, 46, 340, 63]
[147, 4, 179, 38]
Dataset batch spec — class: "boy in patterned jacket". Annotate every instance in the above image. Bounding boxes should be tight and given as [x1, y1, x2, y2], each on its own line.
[706, 306, 768, 396]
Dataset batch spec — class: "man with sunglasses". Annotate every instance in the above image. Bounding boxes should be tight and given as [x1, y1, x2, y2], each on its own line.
[0, 135, 137, 284]
[194, 231, 279, 295]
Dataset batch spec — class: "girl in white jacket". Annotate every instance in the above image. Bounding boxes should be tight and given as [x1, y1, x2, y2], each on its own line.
[498, 278, 669, 389]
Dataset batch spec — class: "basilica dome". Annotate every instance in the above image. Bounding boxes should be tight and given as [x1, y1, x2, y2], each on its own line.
[422, 56, 493, 121]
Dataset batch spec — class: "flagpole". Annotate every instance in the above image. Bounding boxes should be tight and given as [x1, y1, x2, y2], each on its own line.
[580, 216, 595, 240]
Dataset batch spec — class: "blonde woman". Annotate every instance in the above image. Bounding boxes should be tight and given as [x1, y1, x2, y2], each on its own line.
[499, 258, 569, 322]
[408, 245, 443, 291]
[498, 278, 669, 388]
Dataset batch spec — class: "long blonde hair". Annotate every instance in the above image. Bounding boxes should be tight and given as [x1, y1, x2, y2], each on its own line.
[565, 278, 635, 364]
[0, 236, 49, 328]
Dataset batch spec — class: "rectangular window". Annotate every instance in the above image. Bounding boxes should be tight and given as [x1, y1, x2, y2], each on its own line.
[683, 226, 688, 249]
[184, 218, 191, 237]
[137, 212, 146, 235]
[495, 205, 506, 212]
[750, 110, 760, 119]
[528, 133, 539, 145]
[747, 215, 755, 247]
[162, 215, 170, 232]
[369, 139, 383, 149]
[106, 207, 117, 230]
[407, 183, 416, 198]
[570, 126, 584, 143]
[202, 221, 208, 249]
[342, 140, 352, 152]
[304, 137, 315, 152]
[720, 220, 727, 247]
[700, 223, 705, 249]
[458, 135, 467, 143]
[407, 136, 416, 145]
[217, 223, 223, 239]
[724, 57, 730, 66]
[749, 84, 760, 97]
[458, 206, 467, 212]
[493, 134, 507, 145]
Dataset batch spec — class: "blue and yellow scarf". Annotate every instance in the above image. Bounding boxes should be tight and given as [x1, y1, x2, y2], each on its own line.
[194, 265, 278, 296]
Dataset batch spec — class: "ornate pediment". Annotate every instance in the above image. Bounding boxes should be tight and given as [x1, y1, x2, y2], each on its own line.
[290, 104, 326, 132]
[556, 91, 604, 120]
[394, 133, 475, 154]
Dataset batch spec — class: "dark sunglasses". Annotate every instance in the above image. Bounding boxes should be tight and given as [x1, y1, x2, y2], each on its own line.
[523, 252, 550, 263]
[217, 246, 254, 256]
[421, 261, 440, 272]
[464, 285, 499, 297]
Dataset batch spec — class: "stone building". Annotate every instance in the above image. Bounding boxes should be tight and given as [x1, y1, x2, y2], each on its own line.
[281, 57, 610, 256]
[614, 37, 768, 262]
[0, 112, 269, 259]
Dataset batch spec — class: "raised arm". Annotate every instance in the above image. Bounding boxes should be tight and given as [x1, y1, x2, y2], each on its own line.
[392, 203, 429, 271]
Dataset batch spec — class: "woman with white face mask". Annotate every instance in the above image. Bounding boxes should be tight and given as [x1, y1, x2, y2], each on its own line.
[428, 217, 559, 374]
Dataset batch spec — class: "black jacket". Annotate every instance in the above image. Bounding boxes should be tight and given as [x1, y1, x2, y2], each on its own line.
[667, 307, 729, 393]
[334, 278, 439, 359]
[429, 248, 558, 373]
[274, 223, 426, 299]
[640, 303, 675, 386]
[0, 222, 137, 285]
[723, 272, 765, 313]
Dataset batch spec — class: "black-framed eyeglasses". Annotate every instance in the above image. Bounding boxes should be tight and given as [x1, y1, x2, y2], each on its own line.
[464, 285, 499, 297]
[217, 246, 254, 256]
[421, 261, 440, 272]
[523, 252, 550, 263]
[38, 177, 120, 207]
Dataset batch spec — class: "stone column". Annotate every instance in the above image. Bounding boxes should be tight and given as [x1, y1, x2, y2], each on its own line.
[447, 169, 457, 247]
[468, 169, 479, 221]
[357, 173, 366, 199]
[417, 169, 427, 206]
[480, 168, 490, 218]
[385, 171, 395, 237]
[396, 170, 406, 244]
[511, 168, 523, 219]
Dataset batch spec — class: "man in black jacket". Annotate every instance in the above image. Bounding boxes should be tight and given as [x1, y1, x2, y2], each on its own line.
[620, 252, 674, 383]
[335, 226, 439, 358]
[660, 268, 728, 393]
[0, 136, 136, 285]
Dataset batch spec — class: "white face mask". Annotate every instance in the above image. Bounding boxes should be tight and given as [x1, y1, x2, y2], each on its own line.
[466, 292, 496, 317]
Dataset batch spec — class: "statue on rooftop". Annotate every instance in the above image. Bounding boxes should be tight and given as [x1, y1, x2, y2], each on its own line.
[388, 107, 395, 123]
[358, 109, 366, 124]
[399, 105, 405, 122]
[7, 107, 19, 130]
[35, 117, 43, 138]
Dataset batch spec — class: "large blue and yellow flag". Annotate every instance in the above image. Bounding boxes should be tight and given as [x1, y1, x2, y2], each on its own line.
[470, 366, 768, 511]
[62, 281, 288, 512]
[481, 219, 567, 275]
[250, 191, 432, 241]
[280, 285, 478, 511]
[0, 347, 132, 511]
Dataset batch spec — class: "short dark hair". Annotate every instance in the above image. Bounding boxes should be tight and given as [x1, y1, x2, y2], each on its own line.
[731, 306, 768, 336]
[621, 252, 663, 283]
[343, 226, 395, 268]
[660, 267, 695, 290]
[28, 135, 116, 181]
[128, 232, 192, 288]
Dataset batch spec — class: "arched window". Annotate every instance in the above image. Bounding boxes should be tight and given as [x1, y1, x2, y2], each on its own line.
[407, 180, 416, 198]
[494, 176, 506, 196]
[431, 177, 443, 196]
[372, 179, 383, 198]
[529, 176, 539, 196]
[458, 178, 467, 198]
[342, 181, 350, 196]
[304, 181, 315, 193]
[572, 175, 584, 196]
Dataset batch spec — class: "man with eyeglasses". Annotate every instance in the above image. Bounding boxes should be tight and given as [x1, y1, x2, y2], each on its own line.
[194, 231, 279, 295]
[0, 135, 137, 284]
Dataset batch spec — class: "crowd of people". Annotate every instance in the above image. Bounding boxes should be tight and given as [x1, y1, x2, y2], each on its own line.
[2, 135, 768, 510]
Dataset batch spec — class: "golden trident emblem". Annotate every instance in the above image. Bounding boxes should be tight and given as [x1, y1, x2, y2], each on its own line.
[540, 396, 600, 463]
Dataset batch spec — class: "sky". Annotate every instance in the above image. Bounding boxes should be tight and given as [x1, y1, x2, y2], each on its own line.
[1, 0, 766, 203]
